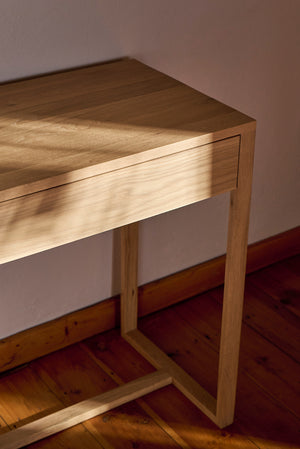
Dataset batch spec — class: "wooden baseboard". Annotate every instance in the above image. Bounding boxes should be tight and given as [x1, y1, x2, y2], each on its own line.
[1, 226, 299, 374]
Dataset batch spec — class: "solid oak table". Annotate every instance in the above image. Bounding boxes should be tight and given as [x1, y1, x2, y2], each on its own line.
[0, 58, 255, 448]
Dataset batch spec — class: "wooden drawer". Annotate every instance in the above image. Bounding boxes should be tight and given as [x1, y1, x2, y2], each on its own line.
[0, 136, 240, 263]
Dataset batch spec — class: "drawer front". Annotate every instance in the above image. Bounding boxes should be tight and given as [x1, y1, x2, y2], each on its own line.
[0, 136, 239, 263]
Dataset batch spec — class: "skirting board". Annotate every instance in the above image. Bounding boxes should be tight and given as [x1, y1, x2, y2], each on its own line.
[0, 226, 299, 374]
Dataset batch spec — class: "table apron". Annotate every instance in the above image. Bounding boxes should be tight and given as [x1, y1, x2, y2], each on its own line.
[0, 136, 239, 263]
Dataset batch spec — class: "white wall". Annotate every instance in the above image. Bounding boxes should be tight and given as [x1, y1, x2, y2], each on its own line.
[1, 0, 299, 338]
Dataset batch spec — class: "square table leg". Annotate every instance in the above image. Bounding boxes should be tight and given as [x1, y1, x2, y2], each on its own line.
[120, 129, 255, 429]
[216, 129, 256, 427]
[121, 221, 139, 336]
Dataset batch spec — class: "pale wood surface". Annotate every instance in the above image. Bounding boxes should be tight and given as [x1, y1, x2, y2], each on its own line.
[0, 136, 239, 263]
[121, 223, 139, 335]
[216, 129, 256, 427]
[0, 370, 172, 449]
[0, 58, 254, 202]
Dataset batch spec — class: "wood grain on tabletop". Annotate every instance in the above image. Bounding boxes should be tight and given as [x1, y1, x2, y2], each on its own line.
[0, 58, 254, 201]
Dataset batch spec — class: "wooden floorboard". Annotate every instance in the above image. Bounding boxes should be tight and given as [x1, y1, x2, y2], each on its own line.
[138, 307, 300, 449]
[248, 261, 300, 318]
[83, 330, 257, 449]
[0, 255, 299, 448]
[283, 255, 300, 276]
[167, 293, 300, 418]
[30, 346, 179, 449]
[0, 415, 9, 435]
[0, 364, 105, 448]
[210, 280, 300, 363]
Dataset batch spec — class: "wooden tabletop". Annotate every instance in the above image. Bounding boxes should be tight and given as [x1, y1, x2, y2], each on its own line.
[0, 58, 254, 202]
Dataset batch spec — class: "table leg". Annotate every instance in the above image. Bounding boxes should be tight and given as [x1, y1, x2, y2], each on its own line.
[119, 129, 255, 429]
[216, 129, 256, 427]
[121, 222, 139, 336]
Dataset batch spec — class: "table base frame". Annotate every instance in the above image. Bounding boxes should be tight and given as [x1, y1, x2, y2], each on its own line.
[0, 129, 255, 449]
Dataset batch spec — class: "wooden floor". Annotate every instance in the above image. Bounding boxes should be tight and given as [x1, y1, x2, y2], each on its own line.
[0, 255, 299, 449]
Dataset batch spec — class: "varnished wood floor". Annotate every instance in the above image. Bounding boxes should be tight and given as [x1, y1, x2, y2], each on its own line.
[0, 255, 299, 449]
